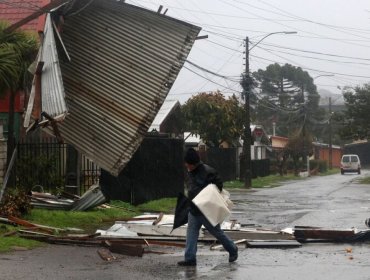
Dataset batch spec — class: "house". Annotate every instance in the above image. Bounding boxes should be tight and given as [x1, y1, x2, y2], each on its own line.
[0, 0, 47, 140]
[312, 142, 342, 168]
[250, 125, 270, 160]
[148, 99, 182, 138]
[270, 134, 343, 169]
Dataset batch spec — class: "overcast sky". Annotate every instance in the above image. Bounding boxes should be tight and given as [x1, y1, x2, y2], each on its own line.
[127, 0, 370, 104]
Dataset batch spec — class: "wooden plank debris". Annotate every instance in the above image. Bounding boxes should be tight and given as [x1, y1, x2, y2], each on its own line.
[106, 239, 185, 248]
[144, 250, 171, 255]
[294, 228, 356, 242]
[210, 239, 247, 250]
[246, 240, 302, 248]
[0, 217, 17, 226]
[105, 241, 144, 257]
[204, 228, 294, 241]
[8, 216, 57, 234]
[153, 213, 164, 225]
[97, 248, 117, 261]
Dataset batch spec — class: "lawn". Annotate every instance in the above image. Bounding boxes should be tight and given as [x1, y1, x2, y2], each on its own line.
[0, 198, 177, 253]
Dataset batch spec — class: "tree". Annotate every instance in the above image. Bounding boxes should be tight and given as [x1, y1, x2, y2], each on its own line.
[253, 63, 324, 138]
[336, 84, 370, 141]
[181, 91, 244, 147]
[283, 128, 313, 176]
[0, 21, 38, 166]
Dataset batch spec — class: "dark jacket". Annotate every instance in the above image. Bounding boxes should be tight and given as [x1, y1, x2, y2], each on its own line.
[186, 162, 223, 216]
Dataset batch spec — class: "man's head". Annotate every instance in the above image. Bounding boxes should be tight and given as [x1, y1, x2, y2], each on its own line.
[184, 148, 200, 171]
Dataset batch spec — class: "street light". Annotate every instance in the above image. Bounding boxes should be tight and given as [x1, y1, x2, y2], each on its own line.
[242, 31, 297, 188]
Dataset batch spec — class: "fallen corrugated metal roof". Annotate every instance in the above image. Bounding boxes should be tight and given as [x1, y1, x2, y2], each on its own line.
[30, 184, 107, 211]
[31, 0, 200, 176]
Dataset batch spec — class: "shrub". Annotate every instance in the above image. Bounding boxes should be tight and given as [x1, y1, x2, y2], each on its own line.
[0, 188, 32, 217]
[309, 160, 328, 173]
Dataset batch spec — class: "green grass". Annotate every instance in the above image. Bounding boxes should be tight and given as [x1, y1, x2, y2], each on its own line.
[0, 197, 177, 253]
[357, 176, 370, 184]
[137, 197, 177, 213]
[224, 173, 301, 189]
[225, 168, 341, 189]
[0, 236, 42, 252]
[23, 207, 138, 233]
[318, 168, 340, 176]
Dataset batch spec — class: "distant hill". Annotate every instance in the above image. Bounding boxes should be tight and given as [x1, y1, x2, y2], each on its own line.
[318, 88, 344, 106]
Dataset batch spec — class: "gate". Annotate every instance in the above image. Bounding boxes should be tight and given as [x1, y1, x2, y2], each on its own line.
[12, 138, 100, 194]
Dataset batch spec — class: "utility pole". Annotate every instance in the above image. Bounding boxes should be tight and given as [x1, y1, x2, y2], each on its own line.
[328, 97, 333, 169]
[241, 32, 297, 188]
[243, 37, 252, 188]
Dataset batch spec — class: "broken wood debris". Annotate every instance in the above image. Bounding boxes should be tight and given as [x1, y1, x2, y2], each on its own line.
[97, 248, 117, 261]
[105, 241, 144, 257]
[246, 240, 302, 249]
[294, 227, 356, 242]
[210, 239, 247, 250]
[204, 228, 294, 241]
[8, 216, 60, 234]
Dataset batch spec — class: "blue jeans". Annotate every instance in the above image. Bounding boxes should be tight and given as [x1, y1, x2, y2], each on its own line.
[185, 212, 237, 262]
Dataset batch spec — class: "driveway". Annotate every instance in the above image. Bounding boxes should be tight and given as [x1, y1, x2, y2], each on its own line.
[1, 171, 370, 280]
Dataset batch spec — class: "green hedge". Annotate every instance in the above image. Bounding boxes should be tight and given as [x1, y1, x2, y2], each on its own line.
[309, 160, 328, 173]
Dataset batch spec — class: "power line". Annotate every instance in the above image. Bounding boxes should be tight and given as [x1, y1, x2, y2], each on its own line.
[257, 42, 370, 61]
[256, 0, 370, 34]
[183, 65, 242, 94]
[251, 52, 370, 79]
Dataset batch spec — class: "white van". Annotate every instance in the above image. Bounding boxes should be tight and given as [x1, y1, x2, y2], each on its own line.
[340, 154, 361, 174]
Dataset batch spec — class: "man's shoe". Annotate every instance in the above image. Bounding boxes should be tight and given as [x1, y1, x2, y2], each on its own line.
[178, 260, 197, 266]
[229, 247, 238, 263]
[365, 218, 370, 228]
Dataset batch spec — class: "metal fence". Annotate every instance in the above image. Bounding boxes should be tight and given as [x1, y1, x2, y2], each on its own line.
[13, 138, 100, 194]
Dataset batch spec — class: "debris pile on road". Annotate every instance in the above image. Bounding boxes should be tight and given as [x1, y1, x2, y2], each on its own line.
[0, 213, 300, 260]
[6, 212, 370, 261]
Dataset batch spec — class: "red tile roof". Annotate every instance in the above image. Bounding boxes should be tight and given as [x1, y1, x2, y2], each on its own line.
[0, 0, 48, 32]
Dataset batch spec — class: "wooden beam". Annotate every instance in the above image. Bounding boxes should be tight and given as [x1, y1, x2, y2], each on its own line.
[294, 228, 355, 242]
[97, 248, 116, 261]
[246, 240, 302, 248]
[107, 242, 144, 257]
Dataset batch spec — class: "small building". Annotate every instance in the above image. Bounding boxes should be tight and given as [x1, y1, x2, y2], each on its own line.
[0, 0, 46, 140]
[148, 99, 182, 138]
[250, 125, 270, 160]
[312, 142, 342, 168]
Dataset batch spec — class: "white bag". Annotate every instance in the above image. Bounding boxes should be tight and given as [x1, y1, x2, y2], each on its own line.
[192, 184, 231, 227]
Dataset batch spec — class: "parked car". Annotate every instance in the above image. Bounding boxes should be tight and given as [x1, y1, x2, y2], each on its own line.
[340, 154, 361, 174]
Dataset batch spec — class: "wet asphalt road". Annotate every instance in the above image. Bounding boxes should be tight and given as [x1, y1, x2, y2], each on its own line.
[2, 171, 370, 280]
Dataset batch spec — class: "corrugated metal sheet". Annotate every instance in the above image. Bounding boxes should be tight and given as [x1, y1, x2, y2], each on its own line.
[71, 184, 106, 211]
[54, 0, 200, 176]
[41, 14, 67, 118]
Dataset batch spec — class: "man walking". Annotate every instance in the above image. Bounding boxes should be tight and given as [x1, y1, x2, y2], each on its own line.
[178, 148, 238, 266]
